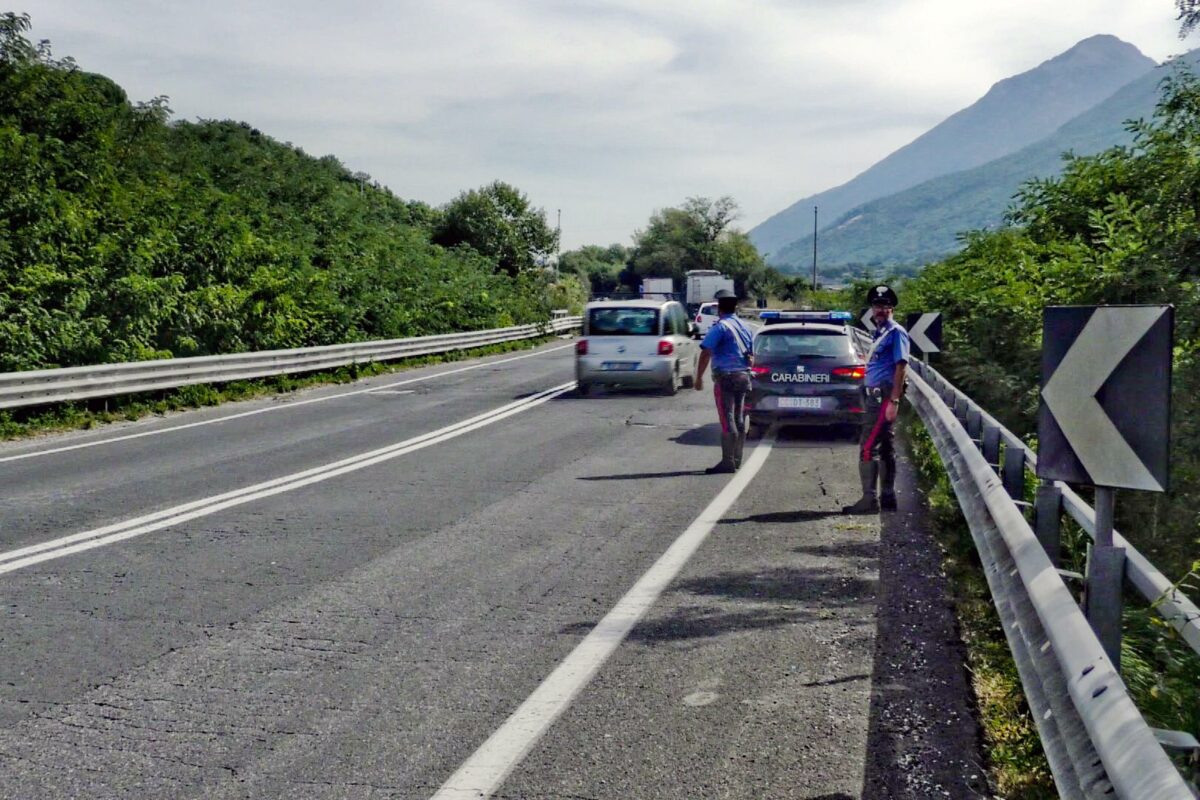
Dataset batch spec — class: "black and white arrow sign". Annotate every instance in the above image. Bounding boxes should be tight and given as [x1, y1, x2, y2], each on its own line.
[860, 308, 877, 333]
[905, 312, 942, 353]
[1037, 305, 1173, 492]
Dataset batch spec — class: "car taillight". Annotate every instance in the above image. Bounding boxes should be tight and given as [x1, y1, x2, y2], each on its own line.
[575, 340, 588, 355]
[695, 315, 702, 324]
[833, 365, 865, 380]
[657, 340, 674, 356]
[750, 365, 770, 376]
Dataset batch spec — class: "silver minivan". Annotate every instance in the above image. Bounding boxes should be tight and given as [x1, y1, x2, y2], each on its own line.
[575, 299, 698, 395]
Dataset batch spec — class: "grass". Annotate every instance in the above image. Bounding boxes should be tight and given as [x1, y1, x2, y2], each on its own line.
[0, 335, 564, 442]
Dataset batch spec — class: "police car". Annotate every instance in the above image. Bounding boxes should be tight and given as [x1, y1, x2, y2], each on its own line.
[747, 310, 867, 437]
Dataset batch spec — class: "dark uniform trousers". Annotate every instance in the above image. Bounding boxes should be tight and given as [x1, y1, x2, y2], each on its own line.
[858, 383, 897, 498]
[712, 370, 751, 470]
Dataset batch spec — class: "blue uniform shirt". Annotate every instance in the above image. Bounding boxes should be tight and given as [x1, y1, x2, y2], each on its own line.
[701, 314, 754, 373]
[866, 319, 910, 387]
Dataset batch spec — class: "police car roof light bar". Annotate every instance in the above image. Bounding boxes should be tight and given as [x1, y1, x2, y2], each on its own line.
[758, 310, 851, 321]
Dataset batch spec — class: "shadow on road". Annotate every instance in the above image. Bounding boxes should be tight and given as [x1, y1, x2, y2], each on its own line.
[577, 469, 708, 481]
[859, 450, 988, 799]
[559, 566, 878, 644]
[669, 424, 721, 446]
[792, 541, 880, 559]
[719, 509, 842, 525]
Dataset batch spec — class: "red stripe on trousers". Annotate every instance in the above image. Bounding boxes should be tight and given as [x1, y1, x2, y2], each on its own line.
[713, 382, 729, 433]
[861, 401, 889, 462]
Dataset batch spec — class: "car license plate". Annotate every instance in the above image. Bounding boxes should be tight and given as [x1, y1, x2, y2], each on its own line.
[778, 396, 822, 409]
[601, 361, 639, 371]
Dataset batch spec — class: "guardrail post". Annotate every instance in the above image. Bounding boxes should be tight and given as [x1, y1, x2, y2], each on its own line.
[1002, 445, 1025, 501]
[1085, 487, 1126, 673]
[982, 424, 1001, 469]
[1034, 482, 1062, 567]
[954, 397, 970, 428]
[966, 408, 982, 443]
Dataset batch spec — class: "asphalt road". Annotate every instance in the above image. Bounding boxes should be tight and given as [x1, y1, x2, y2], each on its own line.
[0, 340, 983, 798]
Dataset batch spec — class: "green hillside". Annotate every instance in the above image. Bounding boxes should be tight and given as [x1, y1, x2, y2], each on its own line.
[0, 14, 563, 374]
[772, 51, 1200, 277]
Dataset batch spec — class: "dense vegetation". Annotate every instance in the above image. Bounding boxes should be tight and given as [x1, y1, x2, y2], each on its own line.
[0, 14, 575, 374]
[560, 196, 780, 300]
[903, 64, 1200, 583]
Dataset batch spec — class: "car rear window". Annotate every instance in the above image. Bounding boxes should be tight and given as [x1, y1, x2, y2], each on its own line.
[700, 305, 718, 316]
[588, 308, 660, 336]
[753, 331, 852, 358]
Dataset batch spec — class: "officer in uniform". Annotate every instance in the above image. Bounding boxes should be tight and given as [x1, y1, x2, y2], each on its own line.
[843, 285, 910, 513]
[694, 288, 754, 474]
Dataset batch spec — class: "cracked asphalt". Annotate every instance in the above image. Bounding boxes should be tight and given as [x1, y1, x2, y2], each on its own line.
[0, 341, 984, 798]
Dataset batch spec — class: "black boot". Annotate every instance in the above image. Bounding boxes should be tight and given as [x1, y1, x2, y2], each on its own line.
[706, 433, 737, 474]
[842, 462, 879, 514]
[879, 460, 897, 510]
[732, 430, 746, 470]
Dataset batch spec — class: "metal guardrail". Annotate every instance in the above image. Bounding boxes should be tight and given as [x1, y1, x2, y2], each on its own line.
[0, 316, 581, 411]
[897, 350, 1197, 798]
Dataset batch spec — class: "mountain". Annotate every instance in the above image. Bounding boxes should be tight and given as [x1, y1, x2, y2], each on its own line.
[770, 49, 1200, 275]
[750, 35, 1156, 258]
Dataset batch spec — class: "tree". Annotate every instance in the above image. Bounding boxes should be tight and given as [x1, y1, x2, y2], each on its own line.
[1179, 0, 1200, 36]
[432, 181, 558, 277]
[628, 196, 768, 296]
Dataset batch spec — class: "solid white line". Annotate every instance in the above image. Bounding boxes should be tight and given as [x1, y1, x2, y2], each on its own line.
[0, 382, 576, 575]
[0, 344, 573, 464]
[367, 390, 415, 395]
[429, 430, 777, 800]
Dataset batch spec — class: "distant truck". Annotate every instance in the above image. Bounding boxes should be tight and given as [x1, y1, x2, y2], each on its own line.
[684, 270, 735, 311]
[640, 277, 675, 300]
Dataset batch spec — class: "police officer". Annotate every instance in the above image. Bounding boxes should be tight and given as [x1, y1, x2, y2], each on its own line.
[694, 288, 754, 474]
[843, 285, 910, 513]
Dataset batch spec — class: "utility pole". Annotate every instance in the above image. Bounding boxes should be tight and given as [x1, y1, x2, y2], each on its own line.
[812, 205, 819, 292]
[555, 208, 561, 279]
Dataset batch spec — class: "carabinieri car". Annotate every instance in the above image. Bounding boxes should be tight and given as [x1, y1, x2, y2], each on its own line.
[747, 310, 867, 438]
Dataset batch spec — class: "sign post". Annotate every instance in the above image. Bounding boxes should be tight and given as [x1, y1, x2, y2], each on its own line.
[1038, 305, 1173, 672]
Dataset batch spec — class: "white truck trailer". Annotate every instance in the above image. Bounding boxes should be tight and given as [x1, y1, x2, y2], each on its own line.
[640, 277, 675, 300]
[684, 270, 734, 311]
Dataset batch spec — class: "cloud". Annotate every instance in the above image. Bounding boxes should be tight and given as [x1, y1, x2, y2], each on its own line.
[21, 0, 1187, 247]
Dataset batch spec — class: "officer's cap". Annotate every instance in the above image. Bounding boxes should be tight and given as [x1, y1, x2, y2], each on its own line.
[713, 288, 739, 301]
[867, 285, 898, 307]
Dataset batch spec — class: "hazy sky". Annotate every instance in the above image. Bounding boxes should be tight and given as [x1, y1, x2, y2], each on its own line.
[20, 1, 1190, 248]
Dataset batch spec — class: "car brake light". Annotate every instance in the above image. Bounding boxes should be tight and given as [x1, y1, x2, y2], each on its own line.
[833, 365, 865, 380]
[575, 340, 588, 355]
[750, 365, 770, 376]
[695, 315, 702, 324]
[658, 340, 674, 356]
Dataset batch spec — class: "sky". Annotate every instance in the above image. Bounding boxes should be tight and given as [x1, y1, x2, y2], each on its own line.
[19, 1, 1192, 249]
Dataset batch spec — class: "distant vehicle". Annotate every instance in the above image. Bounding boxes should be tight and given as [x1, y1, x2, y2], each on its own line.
[693, 302, 720, 338]
[684, 270, 734, 311]
[746, 311, 866, 437]
[640, 277, 675, 300]
[575, 299, 699, 396]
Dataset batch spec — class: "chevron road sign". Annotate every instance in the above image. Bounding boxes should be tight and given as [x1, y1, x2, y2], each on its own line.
[905, 312, 942, 354]
[1038, 305, 1173, 491]
[859, 308, 876, 333]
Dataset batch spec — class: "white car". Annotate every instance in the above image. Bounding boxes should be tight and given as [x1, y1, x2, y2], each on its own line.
[575, 299, 699, 395]
[693, 302, 720, 338]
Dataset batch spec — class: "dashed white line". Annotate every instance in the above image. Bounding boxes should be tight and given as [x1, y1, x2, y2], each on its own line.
[429, 429, 777, 800]
[0, 344, 572, 464]
[0, 381, 576, 575]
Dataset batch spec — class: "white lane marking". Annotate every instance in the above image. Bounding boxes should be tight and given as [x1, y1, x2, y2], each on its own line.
[0, 344, 573, 464]
[430, 430, 777, 800]
[0, 382, 576, 575]
[367, 390, 415, 395]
